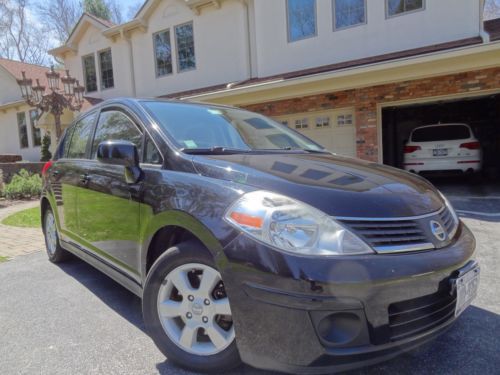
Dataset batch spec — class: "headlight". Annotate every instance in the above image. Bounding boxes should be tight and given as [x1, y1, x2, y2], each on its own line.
[438, 190, 460, 225]
[224, 191, 374, 256]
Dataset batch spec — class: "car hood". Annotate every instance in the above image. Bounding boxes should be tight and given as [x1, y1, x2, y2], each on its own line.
[190, 153, 443, 218]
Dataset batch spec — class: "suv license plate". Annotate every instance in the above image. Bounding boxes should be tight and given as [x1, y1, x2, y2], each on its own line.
[433, 148, 448, 156]
[454, 266, 480, 317]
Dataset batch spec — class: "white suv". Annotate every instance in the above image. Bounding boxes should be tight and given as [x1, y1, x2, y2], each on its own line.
[403, 123, 482, 174]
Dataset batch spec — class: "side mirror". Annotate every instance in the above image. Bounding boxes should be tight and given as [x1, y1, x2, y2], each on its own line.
[97, 140, 142, 184]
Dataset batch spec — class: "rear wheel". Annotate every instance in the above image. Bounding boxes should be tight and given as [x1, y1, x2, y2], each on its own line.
[43, 207, 70, 263]
[143, 241, 241, 373]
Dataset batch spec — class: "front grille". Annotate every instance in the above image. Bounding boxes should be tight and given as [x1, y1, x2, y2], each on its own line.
[339, 219, 429, 251]
[388, 291, 456, 342]
[338, 205, 459, 253]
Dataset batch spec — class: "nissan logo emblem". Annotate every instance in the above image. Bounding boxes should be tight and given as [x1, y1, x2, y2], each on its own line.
[430, 220, 447, 241]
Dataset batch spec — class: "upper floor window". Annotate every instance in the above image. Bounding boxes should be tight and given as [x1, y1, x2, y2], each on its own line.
[17, 112, 28, 149]
[154, 29, 173, 77]
[175, 22, 196, 72]
[29, 109, 41, 147]
[387, 0, 424, 17]
[334, 0, 366, 30]
[287, 0, 317, 42]
[99, 49, 114, 89]
[82, 54, 97, 93]
[91, 110, 142, 159]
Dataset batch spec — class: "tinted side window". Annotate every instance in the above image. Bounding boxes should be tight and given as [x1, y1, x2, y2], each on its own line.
[66, 114, 96, 159]
[91, 110, 143, 159]
[144, 137, 162, 165]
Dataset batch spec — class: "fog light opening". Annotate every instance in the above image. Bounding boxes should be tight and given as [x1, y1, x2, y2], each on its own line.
[317, 312, 362, 345]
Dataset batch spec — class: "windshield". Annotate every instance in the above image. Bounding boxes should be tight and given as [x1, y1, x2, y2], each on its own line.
[142, 101, 323, 152]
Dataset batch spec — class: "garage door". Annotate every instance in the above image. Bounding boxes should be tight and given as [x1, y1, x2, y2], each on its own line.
[274, 108, 356, 157]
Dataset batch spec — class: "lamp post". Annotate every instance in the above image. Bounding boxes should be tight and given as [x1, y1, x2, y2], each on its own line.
[16, 66, 85, 141]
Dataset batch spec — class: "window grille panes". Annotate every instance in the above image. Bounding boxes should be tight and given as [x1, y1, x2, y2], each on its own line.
[287, 0, 316, 42]
[17, 112, 29, 149]
[175, 23, 196, 71]
[337, 114, 353, 126]
[334, 0, 366, 29]
[99, 49, 114, 89]
[387, 0, 423, 16]
[29, 109, 41, 146]
[295, 118, 309, 129]
[154, 29, 173, 77]
[316, 116, 331, 128]
[82, 54, 97, 92]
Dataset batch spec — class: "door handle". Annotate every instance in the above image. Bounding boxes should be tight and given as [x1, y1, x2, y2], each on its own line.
[80, 174, 90, 184]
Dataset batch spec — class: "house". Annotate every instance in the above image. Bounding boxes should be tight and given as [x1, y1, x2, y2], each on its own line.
[48, 0, 500, 172]
[0, 59, 49, 161]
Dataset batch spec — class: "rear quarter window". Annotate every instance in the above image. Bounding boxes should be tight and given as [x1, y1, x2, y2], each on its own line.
[411, 125, 471, 142]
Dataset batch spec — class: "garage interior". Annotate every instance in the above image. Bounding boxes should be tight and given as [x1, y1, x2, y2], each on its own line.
[382, 94, 500, 180]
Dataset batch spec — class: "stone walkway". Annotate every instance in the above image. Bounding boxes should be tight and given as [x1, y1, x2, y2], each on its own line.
[0, 201, 44, 259]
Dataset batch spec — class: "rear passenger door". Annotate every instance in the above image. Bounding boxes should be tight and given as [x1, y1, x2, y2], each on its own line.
[76, 108, 144, 280]
[51, 112, 97, 241]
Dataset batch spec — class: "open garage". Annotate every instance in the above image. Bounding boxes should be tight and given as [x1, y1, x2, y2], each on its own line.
[382, 93, 500, 180]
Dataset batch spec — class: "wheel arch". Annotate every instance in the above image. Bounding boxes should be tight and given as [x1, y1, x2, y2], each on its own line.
[141, 211, 227, 282]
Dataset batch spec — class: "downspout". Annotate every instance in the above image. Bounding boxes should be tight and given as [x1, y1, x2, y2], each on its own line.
[479, 0, 490, 43]
[122, 30, 137, 97]
[242, 0, 254, 79]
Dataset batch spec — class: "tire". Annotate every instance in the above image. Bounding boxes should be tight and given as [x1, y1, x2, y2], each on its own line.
[143, 240, 241, 373]
[43, 207, 70, 263]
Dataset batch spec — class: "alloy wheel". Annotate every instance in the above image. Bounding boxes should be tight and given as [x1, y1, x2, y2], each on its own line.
[157, 263, 235, 356]
[45, 211, 58, 256]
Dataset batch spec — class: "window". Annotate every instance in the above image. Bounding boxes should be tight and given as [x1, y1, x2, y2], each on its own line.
[144, 137, 162, 165]
[99, 49, 114, 89]
[82, 54, 97, 92]
[17, 112, 29, 149]
[91, 111, 142, 159]
[334, 0, 366, 30]
[66, 114, 96, 159]
[387, 0, 424, 17]
[154, 29, 173, 77]
[29, 109, 41, 147]
[316, 116, 330, 128]
[175, 22, 196, 72]
[295, 118, 309, 129]
[412, 125, 471, 142]
[337, 114, 353, 126]
[287, 0, 316, 42]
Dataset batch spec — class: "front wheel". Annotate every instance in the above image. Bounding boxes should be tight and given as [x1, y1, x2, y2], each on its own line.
[142, 241, 241, 373]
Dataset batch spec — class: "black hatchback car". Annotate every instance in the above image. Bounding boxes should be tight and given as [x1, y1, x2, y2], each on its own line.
[41, 98, 480, 374]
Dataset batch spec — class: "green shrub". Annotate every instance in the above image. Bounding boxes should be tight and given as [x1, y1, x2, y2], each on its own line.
[4, 169, 42, 200]
[0, 169, 4, 197]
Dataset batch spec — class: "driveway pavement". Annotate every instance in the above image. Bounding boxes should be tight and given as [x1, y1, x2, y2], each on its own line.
[0, 195, 499, 375]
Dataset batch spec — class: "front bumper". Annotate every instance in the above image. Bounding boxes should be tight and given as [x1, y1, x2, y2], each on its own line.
[219, 222, 476, 374]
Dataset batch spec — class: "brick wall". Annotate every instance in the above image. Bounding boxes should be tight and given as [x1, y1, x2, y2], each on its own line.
[244, 67, 500, 161]
[0, 163, 44, 184]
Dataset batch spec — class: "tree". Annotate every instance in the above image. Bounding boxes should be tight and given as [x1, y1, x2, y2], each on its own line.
[83, 0, 111, 21]
[40, 133, 52, 162]
[36, 0, 79, 44]
[484, 0, 500, 20]
[0, 0, 49, 64]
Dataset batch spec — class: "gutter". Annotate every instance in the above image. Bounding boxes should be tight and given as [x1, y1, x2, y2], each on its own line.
[181, 42, 500, 102]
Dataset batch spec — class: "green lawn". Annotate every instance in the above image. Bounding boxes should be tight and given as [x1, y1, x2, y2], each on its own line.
[1, 207, 41, 228]
[0, 255, 8, 263]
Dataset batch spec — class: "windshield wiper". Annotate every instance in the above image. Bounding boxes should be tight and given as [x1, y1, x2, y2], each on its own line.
[301, 148, 332, 154]
[180, 146, 251, 155]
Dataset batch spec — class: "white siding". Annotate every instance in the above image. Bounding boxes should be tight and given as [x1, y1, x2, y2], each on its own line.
[253, 0, 481, 77]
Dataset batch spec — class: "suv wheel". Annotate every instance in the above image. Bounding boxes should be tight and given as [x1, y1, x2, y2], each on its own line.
[143, 241, 241, 373]
[43, 207, 70, 263]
